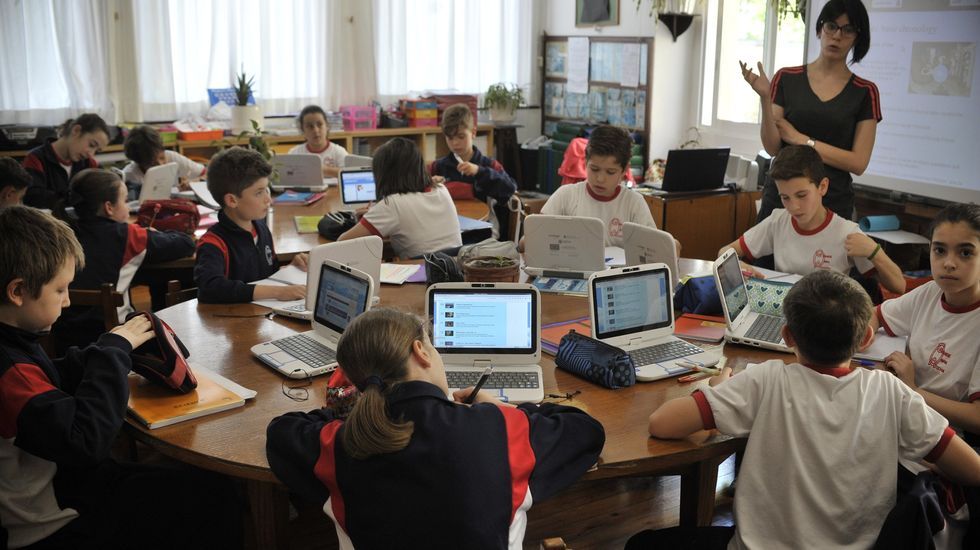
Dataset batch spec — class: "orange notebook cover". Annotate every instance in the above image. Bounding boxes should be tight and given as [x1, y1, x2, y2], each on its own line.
[673, 313, 726, 343]
[127, 372, 244, 429]
[541, 317, 592, 356]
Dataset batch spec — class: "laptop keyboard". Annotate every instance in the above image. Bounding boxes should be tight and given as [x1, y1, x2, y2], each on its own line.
[273, 334, 336, 366]
[745, 315, 785, 343]
[446, 371, 540, 390]
[629, 340, 705, 366]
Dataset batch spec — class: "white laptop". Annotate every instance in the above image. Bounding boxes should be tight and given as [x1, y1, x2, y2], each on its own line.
[129, 162, 179, 209]
[622, 222, 679, 288]
[271, 154, 331, 192]
[523, 214, 606, 279]
[426, 283, 544, 403]
[589, 264, 720, 382]
[344, 154, 372, 169]
[339, 168, 378, 206]
[251, 259, 374, 378]
[713, 248, 792, 353]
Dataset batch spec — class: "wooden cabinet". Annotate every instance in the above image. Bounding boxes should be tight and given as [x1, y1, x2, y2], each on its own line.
[643, 189, 761, 260]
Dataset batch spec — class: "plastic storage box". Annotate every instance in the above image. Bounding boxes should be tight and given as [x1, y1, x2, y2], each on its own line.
[340, 106, 378, 131]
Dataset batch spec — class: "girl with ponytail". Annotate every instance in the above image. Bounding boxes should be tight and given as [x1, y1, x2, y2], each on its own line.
[22, 113, 111, 210]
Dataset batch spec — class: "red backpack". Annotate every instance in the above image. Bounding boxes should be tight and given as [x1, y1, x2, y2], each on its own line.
[137, 199, 200, 234]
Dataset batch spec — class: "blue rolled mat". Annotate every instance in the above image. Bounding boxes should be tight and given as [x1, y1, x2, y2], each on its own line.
[858, 215, 900, 232]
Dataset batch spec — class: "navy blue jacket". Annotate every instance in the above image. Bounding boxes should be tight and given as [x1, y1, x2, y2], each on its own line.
[430, 145, 517, 203]
[22, 141, 98, 210]
[266, 381, 604, 549]
[194, 210, 279, 303]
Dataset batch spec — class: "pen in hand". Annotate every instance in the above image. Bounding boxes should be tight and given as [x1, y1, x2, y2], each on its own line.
[464, 365, 494, 404]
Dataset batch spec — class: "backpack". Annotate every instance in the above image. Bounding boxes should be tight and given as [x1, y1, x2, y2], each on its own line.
[137, 199, 201, 234]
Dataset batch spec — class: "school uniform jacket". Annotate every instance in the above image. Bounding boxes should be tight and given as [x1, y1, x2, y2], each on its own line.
[194, 209, 279, 303]
[267, 381, 605, 550]
[431, 146, 517, 237]
[0, 323, 133, 548]
[22, 141, 98, 210]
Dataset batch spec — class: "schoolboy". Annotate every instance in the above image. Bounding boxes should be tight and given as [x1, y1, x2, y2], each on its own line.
[0, 206, 241, 549]
[537, 125, 657, 247]
[0, 157, 31, 208]
[431, 103, 517, 238]
[719, 145, 905, 294]
[122, 125, 206, 192]
[194, 147, 307, 304]
[647, 270, 980, 549]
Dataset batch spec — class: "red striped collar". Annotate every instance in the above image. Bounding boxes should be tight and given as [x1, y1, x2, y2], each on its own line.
[940, 293, 980, 314]
[586, 183, 622, 202]
[791, 208, 833, 236]
[306, 141, 331, 154]
[801, 362, 855, 378]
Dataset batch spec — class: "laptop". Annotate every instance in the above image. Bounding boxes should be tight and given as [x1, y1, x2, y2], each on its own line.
[589, 264, 720, 382]
[713, 248, 792, 353]
[271, 154, 331, 192]
[344, 154, 373, 169]
[251, 259, 374, 378]
[128, 162, 179, 209]
[621, 222, 679, 288]
[339, 168, 377, 206]
[523, 214, 606, 279]
[661, 148, 731, 192]
[426, 283, 544, 403]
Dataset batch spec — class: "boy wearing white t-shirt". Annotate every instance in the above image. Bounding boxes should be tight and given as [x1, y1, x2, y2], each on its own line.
[287, 105, 349, 178]
[122, 125, 206, 191]
[719, 145, 905, 295]
[647, 270, 980, 550]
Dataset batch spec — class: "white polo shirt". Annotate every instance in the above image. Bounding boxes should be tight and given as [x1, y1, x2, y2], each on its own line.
[287, 141, 348, 169]
[359, 185, 462, 258]
[740, 208, 874, 277]
[121, 150, 206, 184]
[540, 181, 656, 246]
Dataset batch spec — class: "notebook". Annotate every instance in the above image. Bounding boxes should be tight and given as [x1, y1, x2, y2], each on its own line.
[523, 214, 606, 279]
[251, 259, 374, 378]
[344, 154, 373, 168]
[129, 162, 179, 209]
[339, 168, 377, 205]
[713, 248, 792, 353]
[426, 283, 544, 403]
[661, 148, 731, 192]
[622, 222, 679, 288]
[589, 264, 720, 381]
[270, 154, 331, 192]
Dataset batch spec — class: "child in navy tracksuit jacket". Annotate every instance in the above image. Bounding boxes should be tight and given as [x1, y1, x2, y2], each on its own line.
[267, 308, 604, 550]
[22, 114, 111, 211]
[51, 169, 194, 354]
[0, 206, 240, 550]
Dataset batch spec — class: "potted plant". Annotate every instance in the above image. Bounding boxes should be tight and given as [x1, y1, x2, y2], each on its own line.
[484, 83, 524, 124]
[461, 256, 520, 283]
[231, 68, 262, 135]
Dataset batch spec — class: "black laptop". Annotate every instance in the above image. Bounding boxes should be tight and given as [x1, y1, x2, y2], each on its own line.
[661, 148, 731, 192]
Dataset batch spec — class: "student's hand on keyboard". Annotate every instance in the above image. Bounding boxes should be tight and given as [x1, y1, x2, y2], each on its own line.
[111, 315, 155, 349]
[177, 176, 191, 191]
[276, 284, 307, 301]
[290, 253, 309, 272]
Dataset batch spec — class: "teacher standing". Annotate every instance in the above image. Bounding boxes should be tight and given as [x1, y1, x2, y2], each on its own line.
[742, 0, 881, 222]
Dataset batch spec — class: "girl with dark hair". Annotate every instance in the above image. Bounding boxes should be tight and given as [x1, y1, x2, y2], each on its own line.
[741, 0, 880, 221]
[22, 113, 112, 210]
[287, 104, 349, 177]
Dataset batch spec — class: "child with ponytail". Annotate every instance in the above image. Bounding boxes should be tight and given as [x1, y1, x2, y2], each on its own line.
[23, 113, 111, 210]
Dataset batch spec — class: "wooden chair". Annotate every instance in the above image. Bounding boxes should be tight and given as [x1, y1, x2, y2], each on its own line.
[165, 280, 198, 307]
[69, 283, 125, 332]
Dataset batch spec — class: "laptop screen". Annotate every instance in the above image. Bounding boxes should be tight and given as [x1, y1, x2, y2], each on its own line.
[592, 267, 671, 339]
[340, 169, 377, 205]
[717, 253, 748, 323]
[429, 289, 536, 355]
[312, 262, 371, 334]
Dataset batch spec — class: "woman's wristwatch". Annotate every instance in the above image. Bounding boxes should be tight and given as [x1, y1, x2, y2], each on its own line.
[805, 137, 816, 147]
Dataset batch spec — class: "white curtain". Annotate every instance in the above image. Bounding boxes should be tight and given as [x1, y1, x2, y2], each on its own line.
[373, 0, 533, 98]
[0, 0, 114, 124]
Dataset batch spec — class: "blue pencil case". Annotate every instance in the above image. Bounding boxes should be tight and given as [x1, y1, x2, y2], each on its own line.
[555, 330, 636, 389]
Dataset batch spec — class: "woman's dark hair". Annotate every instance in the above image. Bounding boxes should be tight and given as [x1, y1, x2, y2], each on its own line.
[297, 105, 329, 130]
[929, 203, 980, 239]
[58, 113, 110, 139]
[63, 168, 124, 221]
[817, 0, 871, 64]
[372, 138, 433, 200]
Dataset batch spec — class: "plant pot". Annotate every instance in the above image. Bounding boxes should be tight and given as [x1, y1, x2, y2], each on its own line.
[231, 105, 262, 135]
[489, 106, 516, 124]
[462, 256, 519, 283]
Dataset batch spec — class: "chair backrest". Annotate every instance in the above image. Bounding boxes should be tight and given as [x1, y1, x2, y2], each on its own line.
[69, 283, 125, 331]
[165, 280, 198, 308]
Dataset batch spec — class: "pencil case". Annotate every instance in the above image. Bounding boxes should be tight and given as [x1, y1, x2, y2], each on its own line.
[555, 330, 636, 389]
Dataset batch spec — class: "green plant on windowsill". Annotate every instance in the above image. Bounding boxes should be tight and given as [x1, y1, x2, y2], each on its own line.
[210, 120, 279, 183]
[234, 69, 255, 107]
[484, 83, 524, 123]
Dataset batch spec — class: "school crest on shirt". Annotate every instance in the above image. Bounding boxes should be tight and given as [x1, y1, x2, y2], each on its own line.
[265, 245, 273, 266]
[927, 342, 950, 373]
[812, 249, 832, 269]
[609, 217, 624, 238]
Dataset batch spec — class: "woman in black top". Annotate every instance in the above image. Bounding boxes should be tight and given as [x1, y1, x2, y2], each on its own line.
[741, 0, 881, 221]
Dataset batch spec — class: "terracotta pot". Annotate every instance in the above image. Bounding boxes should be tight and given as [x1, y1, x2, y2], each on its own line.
[462, 256, 519, 283]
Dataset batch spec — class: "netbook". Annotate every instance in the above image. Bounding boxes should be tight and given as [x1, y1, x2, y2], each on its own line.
[589, 264, 719, 381]
[344, 154, 372, 169]
[133, 162, 178, 207]
[523, 215, 606, 279]
[426, 283, 544, 403]
[271, 154, 330, 192]
[713, 248, 792, 353]
[339, 168, 377, 206]
[621, 222, 679, 288]
[251, 259, 374, 378]
[661, 148, 731, 192]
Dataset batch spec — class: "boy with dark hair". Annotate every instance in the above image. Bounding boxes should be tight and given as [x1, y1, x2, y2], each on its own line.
[431, 103, 517, 239]
[0, 205, 241, 549]
[194, 147, 307, 304]
[0, 157, 31, 208]
[719, 144, 905, 295]
[121, 125, 205, 192]
[646, 270, 980, 549]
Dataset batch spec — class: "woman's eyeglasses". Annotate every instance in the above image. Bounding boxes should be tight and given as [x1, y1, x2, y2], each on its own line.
[822, 21, 858, 38]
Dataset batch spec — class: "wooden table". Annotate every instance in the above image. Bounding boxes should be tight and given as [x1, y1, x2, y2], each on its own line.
[136, 259, 776, 548]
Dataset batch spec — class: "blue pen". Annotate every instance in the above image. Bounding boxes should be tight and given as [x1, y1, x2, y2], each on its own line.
[852, 359, 875, 368]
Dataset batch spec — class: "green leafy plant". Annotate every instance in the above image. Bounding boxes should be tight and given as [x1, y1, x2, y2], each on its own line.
[233, 68, 255, 107]
[211, 120, 278, 182]
[484, 83, 524, 112]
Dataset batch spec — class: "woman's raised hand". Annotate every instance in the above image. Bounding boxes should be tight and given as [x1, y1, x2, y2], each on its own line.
[740, 60, 770, 98]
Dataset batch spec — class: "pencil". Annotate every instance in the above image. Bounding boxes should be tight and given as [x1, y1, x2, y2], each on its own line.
[464, 365, 493, 404]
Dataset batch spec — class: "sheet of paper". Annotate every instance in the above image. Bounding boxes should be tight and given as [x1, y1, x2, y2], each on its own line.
[567, 37, 590, 94]
[380, 263, 421, 285]
[190, 181, 220, 209]
[604, 246, 626, 267]
[266, 265, 307, 286]
[854, 331, 908, 362]
[866, 230, 930, 245]
[192, 364, 257, 399]
[620, 43, 641, 87]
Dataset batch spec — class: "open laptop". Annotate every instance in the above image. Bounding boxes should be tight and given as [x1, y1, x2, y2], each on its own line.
[661, 148, 731, 192]
[621, 222, 679, 288]
[339, 168, 377, 206]
[344, 154, 372, 169]
[713, 248, 792, 353]
[271, 154, 331, 192]
[128, 162, 179, 209]
[523, 214, 606, 279]
[589, 264, 720, 381]
[251, 259, 374, 378]
[426, 283, 544, 403]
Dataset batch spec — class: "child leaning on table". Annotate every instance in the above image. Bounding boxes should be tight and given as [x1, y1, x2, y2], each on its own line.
[122, 125, 206, 193]
[194, 147, 308, 304]
[266, 307, 605, 549]
[645, 270, 980, 549]
[0, 205, 241, 550]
